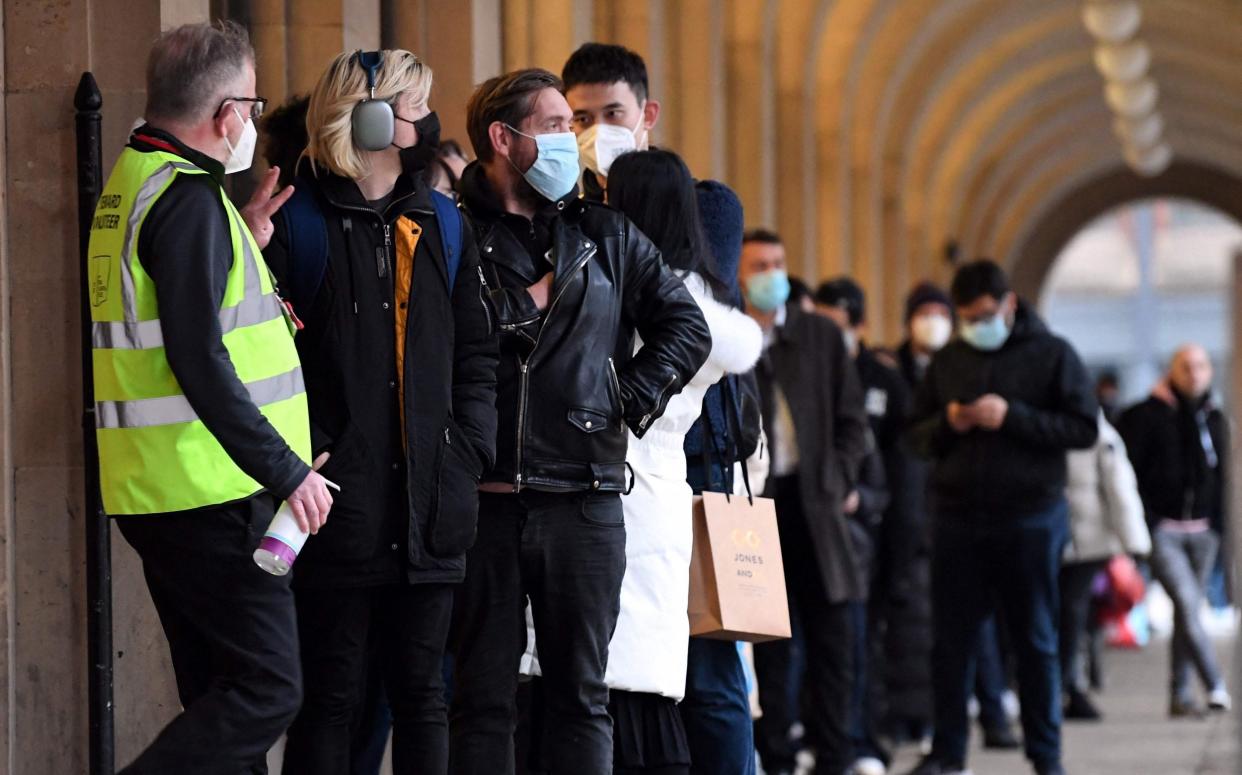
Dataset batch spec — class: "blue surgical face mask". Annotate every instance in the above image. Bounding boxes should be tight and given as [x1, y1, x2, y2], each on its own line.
[959, 312, 1010, 351]
[505, 125, 579, 202]
[745, 269, 791, 313]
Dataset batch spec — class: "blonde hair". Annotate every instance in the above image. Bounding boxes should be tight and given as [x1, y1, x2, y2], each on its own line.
[305, 49, 433, 180]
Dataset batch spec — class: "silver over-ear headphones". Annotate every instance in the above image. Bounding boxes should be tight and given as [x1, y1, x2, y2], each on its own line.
[351, 50, 394, 151]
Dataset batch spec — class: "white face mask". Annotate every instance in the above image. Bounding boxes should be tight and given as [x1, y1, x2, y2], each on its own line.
[911, 313, 952, 352]
[577, 114, 643, 178]
[223, 108, 257, 174]
[841, 329, 858, 355]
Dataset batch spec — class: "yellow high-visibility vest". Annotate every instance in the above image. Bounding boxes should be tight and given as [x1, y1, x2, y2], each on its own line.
[88, 146, 310, 515]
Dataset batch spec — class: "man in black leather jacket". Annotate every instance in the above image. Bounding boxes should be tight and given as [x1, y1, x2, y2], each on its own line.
[447, 68, 711, 775]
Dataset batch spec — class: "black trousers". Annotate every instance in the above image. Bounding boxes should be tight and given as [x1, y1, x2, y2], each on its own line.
[754, 475, 854, 775]
[115, 495, 301, 775]
[283, 582, 455, 775]
[449, 490, 627, 775]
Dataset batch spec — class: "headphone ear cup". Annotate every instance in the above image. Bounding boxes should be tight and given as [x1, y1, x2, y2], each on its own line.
[352, 99, 395, 151]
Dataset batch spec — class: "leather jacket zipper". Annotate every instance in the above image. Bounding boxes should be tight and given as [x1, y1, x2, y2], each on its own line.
[513, 242, 598, 490]
[475, 265, 494, 333]
[638, 373, 678, 431]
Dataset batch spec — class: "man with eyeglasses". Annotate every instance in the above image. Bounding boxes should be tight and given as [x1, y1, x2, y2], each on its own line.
[88, 21, 332, 774]
[904, 260, 1097, 775]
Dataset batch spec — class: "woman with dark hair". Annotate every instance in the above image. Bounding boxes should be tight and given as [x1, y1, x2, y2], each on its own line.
[604, 150, 729, 301]
[605, 150, 762, 773]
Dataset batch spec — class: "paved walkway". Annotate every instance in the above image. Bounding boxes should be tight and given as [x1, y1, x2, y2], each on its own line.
[889, 635, 1238, 775]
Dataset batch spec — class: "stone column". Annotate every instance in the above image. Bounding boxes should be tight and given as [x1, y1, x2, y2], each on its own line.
[387, 0, 504, 152]
[663, 0, 726, 181]
[288, 0, 380, 96]
[252, 0, 289, 105]
[725, 0, 776, 228]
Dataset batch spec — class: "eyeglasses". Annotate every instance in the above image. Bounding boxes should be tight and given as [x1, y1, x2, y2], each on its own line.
[215, 96, 268, 121]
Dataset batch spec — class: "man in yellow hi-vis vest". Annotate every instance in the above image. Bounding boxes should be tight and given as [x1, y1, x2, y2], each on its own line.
[89, 22, 333, 774]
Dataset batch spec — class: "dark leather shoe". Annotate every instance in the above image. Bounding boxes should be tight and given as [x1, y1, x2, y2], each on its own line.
[1169, 698, 1206, 719]
[1064, 690, 1102, 721]
[902, 757, 970, 775]
[981, 723, 1021, 749]
[1035, 762, 1066, 775]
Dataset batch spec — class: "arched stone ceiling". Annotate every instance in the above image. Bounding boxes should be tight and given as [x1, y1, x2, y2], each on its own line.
[1010, 160, 1242, 299]
[792, 0, 1242, 336]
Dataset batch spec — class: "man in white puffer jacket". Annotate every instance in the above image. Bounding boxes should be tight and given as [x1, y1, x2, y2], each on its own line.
[1060, 410, 1150, 720]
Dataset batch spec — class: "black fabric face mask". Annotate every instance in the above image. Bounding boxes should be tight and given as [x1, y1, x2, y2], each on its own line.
[393, 110, 441, 173]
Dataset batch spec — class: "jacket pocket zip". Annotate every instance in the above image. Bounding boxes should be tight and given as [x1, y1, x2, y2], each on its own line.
[607, 357, 623, 428]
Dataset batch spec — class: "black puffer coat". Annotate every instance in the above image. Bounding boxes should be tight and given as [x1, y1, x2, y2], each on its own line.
[264, 169, 498, 587]
[908, 301, 1098, 514]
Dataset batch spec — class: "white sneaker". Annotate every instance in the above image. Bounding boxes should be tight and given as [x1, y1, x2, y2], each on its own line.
[1208, 686, 1232, 711]
[852, 756, 886, 775]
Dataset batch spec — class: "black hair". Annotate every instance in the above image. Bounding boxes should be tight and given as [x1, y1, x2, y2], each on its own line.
[742, 228, 783, 245]
[788, 276, 812, 306]
[950, 259, 1010, 307]
[816, 277, 866, 326]
[438, 139, 467, 160]
[562, 42, 649, 103]
[606, 150, 727, 299]
[1097, 371, 1120, 390]
[260, 94, 310, 188]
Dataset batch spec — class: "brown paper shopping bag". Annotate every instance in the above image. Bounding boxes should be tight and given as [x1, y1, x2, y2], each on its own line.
[688, 490, 791, 643]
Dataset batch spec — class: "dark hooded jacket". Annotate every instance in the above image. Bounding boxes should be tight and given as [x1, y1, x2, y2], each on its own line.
[908, 300, 1098, 514]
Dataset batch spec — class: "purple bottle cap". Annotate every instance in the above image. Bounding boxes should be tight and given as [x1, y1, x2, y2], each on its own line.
[258, 535, 298, 568]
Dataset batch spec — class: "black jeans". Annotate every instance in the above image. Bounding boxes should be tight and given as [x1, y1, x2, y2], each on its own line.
[1058, 559, 1107, 694]
[930, 499, 1068, 770]
[115, 495, 302, 775]
[283, 582, 454, 775]
[449, 490, 627, 775]
[753, 475, 854, 775]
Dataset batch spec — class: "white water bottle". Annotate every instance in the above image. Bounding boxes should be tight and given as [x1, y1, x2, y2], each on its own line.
[253, 479, 340, 576]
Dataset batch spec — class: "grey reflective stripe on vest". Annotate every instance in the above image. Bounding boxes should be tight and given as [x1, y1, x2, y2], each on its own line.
[117, 163, 178, 325]
[96, 366, 305, 429]
[92, 162, 284, 351]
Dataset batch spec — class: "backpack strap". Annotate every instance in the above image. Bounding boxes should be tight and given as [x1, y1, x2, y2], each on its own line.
[431, 190, 463, 292]
[277, 183, 330, 314]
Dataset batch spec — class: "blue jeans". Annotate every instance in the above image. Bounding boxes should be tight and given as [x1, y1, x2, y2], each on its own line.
[930, 499, 1068, 769]
[680, 638, 755, 775]
[972, 616, 1010, 730]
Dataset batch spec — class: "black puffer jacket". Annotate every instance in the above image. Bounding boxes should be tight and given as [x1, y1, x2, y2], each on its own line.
[264, 169, 498, 587]
[1118, 392, 1229, 532]
[459, 163, 711, 492]
[908, 301, 1098, 514]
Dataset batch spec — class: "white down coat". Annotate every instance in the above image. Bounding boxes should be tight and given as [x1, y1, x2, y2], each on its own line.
[520, 272, 763, 700]
[1063, 411, 1152, 564]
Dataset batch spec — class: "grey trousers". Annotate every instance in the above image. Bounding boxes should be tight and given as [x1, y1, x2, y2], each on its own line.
[1150, 526, 1223, 701]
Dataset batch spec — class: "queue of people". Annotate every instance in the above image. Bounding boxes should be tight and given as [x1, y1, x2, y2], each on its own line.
[87, 20, 1231, 775]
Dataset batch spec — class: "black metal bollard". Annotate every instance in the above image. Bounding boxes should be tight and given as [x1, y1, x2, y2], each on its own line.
[75, 70, 115, 775]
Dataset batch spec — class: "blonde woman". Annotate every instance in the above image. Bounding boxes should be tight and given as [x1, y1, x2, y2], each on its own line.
[252, 49, 498, 774]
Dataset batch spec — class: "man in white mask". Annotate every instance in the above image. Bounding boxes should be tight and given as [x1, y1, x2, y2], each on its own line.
[899, 282, 955, 384]
[560, 42, 661, 200]
[91, 21, 333, 774]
